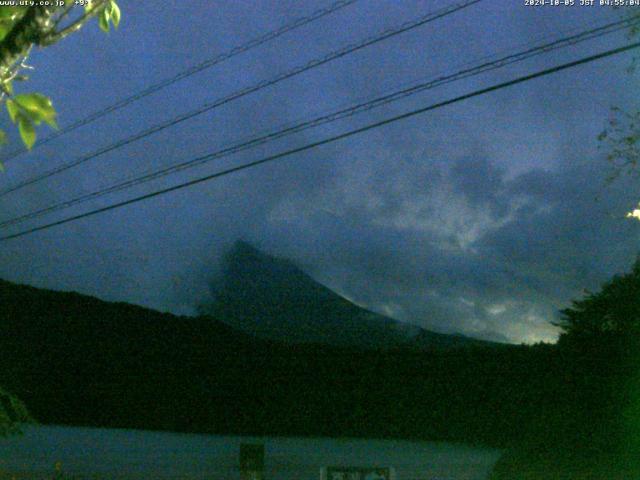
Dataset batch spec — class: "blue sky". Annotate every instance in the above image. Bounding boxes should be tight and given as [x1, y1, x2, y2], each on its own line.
[0, 0, 639, 343]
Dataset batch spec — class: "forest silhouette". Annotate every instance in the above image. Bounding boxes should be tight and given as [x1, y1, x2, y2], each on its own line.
[1, 248, 639, 479]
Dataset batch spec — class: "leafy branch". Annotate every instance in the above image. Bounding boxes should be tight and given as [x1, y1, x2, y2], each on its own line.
[0, 1, 121, 160]
[598, 10, 640, 190]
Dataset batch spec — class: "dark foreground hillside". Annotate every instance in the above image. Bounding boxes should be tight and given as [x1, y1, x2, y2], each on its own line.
[3, 259, 639, 480]
[1, 277, 552, 447]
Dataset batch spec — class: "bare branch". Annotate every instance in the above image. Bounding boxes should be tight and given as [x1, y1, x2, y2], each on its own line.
[41, 1, 109, 46]
[51, 3, 75, 31]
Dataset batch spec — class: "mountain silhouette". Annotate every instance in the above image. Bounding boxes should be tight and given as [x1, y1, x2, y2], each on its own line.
[203, 241, 491, 350]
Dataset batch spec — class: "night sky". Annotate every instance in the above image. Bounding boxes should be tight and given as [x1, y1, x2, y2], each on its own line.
[0, 0, 639, 344]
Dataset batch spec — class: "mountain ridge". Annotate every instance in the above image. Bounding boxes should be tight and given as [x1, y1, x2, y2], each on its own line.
[202, 240, 494, 350]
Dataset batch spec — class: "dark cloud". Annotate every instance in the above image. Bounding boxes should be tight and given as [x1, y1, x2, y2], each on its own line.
[250, 145, 640, 343]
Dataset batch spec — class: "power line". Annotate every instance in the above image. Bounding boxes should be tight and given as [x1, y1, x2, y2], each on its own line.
[0, 0, 360, 163]
[1, 40, 637, 242]
[0, 16, 634, 230]
[0, 0, 482, 199]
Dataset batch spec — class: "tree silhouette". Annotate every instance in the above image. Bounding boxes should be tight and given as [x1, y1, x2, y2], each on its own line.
[556, 257, 640, 345]
[492, 258, 640, 479]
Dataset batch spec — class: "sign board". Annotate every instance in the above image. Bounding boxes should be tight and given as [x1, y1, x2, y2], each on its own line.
[321, 467, 395, 480]
[239, 443, 265, 472]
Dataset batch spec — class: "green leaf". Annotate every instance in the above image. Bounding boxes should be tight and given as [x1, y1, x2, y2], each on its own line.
[0, 23, 11, 42]
[16, 114, 35, 149]
[0, 7, 23, 41]
[0, 129, 7, 146]
[14, 93, 53, 114]
[109, 1, 120, 28]
[13, 93, 57, 128]
[1, 80, 12, 95]
[99, 8, 110, 32]
[0, 6, 22, 19]
[5, 99, 18, 123]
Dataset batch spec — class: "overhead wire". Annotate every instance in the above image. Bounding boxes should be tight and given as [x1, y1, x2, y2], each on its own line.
[1, 40, 638, 242]
[0, 15, 636, 230]
[0, 0, 482, 199]
[0, 0, 361, 163]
